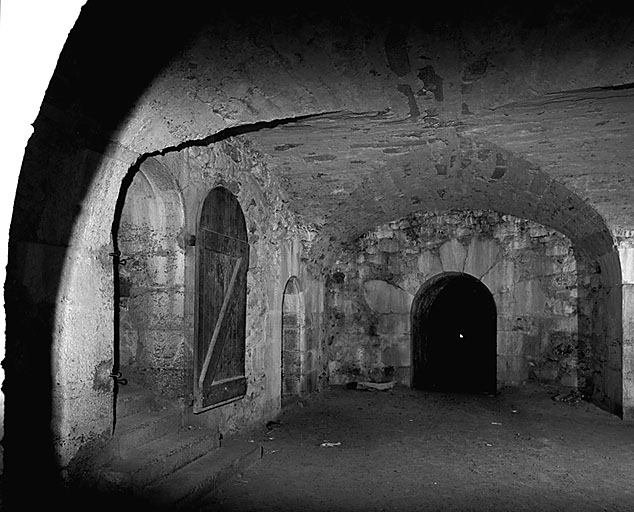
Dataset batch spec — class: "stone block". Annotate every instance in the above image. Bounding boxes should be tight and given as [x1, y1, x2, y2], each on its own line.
[463, 238, 500, 279]
[367, 252, 387, 265]
[527, 224, 552, 238]
[545, 243, 570, 257]
[497, 331, 526, 356]
[145, 253, 185, 286]
[363, 280, 413, 314]
[497, 355, 528, 384]
[531, 361, 559, 382]
[480, 259, 515, 294]
[377, 313, 410, 335]
[550, 315, 577, 333]
[376, 226, 394, 239]
[120, 329, 139, 366]
[381, 342, 410, 368]
[560, 369, 578, 387]
[377, 238, 401, 253]
[137, 330, 187, 368]
[417, 250, 443, 278]
[511, 279, 546, 315]
[547, 296, 576, 316]
[439, 239, 466, 271]
[398, 274, 422, 296]
[146, 289, 186, 328]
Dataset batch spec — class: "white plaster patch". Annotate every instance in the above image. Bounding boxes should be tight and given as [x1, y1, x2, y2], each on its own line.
[363, 280, 413, 314]
[439, 239, 466, 271]
[619, 245, 634, 284]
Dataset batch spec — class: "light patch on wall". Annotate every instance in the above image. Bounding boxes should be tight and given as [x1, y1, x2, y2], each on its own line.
[618, 243, 634, 284]
[363, 280, 413, 314]
[439, 239, 466, 271]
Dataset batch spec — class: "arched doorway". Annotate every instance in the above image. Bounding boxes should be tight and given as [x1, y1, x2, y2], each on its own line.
[194, 186, 249, 412]
[411, 272, 497, 393]
[113, 163, 185, 399]
[281, 277, 304, 405]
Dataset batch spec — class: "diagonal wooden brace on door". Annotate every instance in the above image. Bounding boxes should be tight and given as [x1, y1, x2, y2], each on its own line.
[198, 256, 243, 391]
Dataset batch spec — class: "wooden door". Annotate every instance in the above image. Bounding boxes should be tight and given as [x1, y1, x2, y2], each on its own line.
[194, 187, 249, 412]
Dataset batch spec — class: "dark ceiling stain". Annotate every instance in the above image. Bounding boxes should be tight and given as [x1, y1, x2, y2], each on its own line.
[418, 65, 444, 102]
[275, 143, 303, 151]
[397, 84, 421, 117]
[304, 154, 337, 162]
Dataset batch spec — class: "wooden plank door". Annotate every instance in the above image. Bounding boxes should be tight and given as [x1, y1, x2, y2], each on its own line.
[194, 187, 249, 412]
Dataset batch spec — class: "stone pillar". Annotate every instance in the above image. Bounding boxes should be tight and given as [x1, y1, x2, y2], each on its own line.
[618, 233, 634, 420]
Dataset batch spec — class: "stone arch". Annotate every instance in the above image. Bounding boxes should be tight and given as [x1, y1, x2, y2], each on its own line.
[411, 272, 497, 393]
[281, 276, 305, 404]
[113, 158, 186, 397]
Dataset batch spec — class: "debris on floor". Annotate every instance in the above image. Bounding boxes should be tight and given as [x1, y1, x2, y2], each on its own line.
[320, 441, 342, 447]
[551, 389, 586, 404]
[347, 381, 397, 391]
[266, 420, 283, 430]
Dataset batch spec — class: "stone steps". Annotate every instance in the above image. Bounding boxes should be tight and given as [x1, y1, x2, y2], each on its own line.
[145, 438, 263, 509]
[115, 381, 158, 418]
[93, 383, 263, 508]
[113, 409, 184, 457]
[100, 426, 221, 490]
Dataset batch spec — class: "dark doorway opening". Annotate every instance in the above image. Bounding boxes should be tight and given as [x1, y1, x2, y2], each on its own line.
[411, 272, 497, 394]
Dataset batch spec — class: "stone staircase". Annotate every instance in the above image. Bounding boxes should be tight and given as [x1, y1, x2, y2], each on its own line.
[95, 381, 263, 509]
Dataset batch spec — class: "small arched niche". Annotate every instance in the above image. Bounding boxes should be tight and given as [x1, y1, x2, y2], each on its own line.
[115, 160, 186, 397]
[281, 276, 304, 405]
[411, 272, 497, 394]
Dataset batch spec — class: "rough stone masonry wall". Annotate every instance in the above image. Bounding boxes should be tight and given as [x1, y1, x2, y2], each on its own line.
[6, 121, 327, 476]
[144, 136, 326, 434]
[117, 169, 187, 397]
[326, 210, 592, 389]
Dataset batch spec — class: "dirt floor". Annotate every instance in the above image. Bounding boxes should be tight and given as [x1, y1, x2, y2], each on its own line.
[198, 382, 634, 512]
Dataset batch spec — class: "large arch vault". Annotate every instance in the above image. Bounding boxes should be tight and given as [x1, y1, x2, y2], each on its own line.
[4, 1, 634, 505]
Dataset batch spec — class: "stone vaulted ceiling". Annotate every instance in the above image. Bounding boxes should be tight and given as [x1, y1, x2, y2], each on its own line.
[48, 1, 634, 258]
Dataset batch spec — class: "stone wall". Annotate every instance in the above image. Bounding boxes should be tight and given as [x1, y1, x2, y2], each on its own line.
[117, 167, 187, 397]
[617, 229, 634, 419]
[5, 120, 327, 480]
[136, 136, 326, 434]
[326, 210, 592, 389]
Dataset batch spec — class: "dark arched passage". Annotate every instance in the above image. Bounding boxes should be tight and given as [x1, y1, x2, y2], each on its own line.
[411, 272, 497, 394]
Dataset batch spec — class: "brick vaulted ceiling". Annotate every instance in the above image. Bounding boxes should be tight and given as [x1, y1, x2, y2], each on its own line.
[48, 2, 634, 258]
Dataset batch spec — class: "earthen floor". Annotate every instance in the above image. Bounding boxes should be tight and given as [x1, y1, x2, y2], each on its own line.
[198, 383, 634, 512]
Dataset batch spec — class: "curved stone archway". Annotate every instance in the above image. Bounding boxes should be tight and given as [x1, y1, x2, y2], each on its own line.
[281, 276, 305, 404]
[113, 162, 186, 397]
[411, 272, 497, 394]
